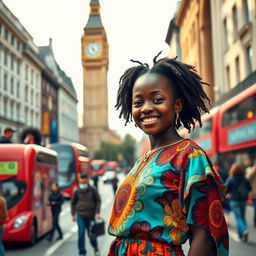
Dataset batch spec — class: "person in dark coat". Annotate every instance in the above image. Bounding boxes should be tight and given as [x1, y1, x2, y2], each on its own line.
[71, 172, 101, 256]
[47, 183, 64, 242]
[226, 163, 252, 242]
[111, 173, 119, 195]
[0, 127, 16, 143]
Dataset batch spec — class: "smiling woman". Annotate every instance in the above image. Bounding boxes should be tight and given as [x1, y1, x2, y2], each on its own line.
[107, 56, 229, 256]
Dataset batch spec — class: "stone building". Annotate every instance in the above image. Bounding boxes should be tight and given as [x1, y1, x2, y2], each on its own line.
[0, 1, 42, 141]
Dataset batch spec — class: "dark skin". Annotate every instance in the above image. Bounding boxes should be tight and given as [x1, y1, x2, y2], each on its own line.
[132, 73, 215, 255]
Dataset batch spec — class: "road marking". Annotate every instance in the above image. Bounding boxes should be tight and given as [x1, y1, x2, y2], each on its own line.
[44, 225, 76, 256]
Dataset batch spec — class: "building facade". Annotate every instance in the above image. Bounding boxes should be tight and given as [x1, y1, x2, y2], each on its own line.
[0, 1, 79, 144]
[39, 42, 79, 144]
[0, 1, 42, 141]
[211, 0, 256, 101]
[166, 0, 255, 104]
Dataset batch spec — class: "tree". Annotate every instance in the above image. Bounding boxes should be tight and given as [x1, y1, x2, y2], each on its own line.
[93, 134, 136, 167]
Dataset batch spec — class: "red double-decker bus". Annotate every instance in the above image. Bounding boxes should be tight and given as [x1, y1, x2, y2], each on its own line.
[218, 84, 256, 172]
[189, 106, 220, 163]
[48, 143, 91, 198]
[185, 84, 256, 174]
[0, 144, 58, 244]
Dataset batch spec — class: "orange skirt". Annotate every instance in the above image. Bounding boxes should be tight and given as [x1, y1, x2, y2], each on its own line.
[108, 238, 185, 256]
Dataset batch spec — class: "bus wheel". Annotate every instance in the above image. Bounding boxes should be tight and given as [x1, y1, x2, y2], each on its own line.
[30, 222, 37, 245]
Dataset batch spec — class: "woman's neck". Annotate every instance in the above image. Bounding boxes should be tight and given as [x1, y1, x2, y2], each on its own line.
[148, 127, 182, 150]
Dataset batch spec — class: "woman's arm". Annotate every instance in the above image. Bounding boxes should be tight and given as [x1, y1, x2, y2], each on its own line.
[188, 225, 216, 256]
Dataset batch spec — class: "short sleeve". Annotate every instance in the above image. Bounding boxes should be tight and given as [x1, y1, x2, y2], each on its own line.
[179, 146, 229, 256]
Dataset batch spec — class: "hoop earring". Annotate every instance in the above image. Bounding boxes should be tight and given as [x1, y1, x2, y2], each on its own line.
[175, 112, 180, 129]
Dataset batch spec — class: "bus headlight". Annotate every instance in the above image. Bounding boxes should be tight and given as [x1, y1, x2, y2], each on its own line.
[14, 216, 27, 228]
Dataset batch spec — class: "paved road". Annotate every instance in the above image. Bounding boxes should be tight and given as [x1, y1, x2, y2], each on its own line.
[5, 174, 256, 255]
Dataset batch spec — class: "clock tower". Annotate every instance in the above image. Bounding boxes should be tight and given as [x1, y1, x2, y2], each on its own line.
[80, 0, 110, 152]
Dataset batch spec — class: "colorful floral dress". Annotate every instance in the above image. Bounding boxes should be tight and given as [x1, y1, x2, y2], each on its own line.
[108, 139, 229, 256]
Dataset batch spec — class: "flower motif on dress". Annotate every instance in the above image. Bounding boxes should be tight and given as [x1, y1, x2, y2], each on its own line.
[191, 188, 228, 248]
[155, 191, 189, 244]
[156, 140, 190, 168]
[160, 170, 180, 194]
[129, 221, 166, 243]
[109, 174, 142, 231]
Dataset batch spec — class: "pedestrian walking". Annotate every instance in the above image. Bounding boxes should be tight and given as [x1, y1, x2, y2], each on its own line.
[0, 191, 8, 256]
[92, 174, 99, 190]
[71, 172, 101, 256]
[226, 163, 252, 242]
[0, 127, 16, 143]
[246, 159, 256, 228]
[47, 183, 64, 242]
[215, 162, 231, 224]
[111, 173, 118, 195]
[108, 55, 229, 256]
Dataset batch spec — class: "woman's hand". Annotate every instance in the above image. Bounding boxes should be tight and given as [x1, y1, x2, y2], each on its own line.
[188, 225, 216, 256]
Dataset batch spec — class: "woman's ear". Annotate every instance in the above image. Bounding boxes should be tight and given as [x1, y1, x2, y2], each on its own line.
[175, 98, 184, 113]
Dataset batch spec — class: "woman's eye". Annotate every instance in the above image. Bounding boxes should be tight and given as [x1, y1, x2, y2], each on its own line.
[133, 100, 142, 107]
[153, 98, 164, 104]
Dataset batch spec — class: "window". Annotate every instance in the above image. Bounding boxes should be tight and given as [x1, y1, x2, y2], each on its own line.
[232, 5, 237, 35]
[17, 61, 20, 75]
[25, 108, 28, 123]
[10, 102, 13, 118]
[10, 56, 14, 70]
[36, 152, 57, 165]
[235, 56, 240, 84]
[16, 104, 20, 121]
[11, 35, 15, 46]
[0, 180, 26, 209]
[31, 110, 34, 125]
[223, 18, 228, 48]
[31, 70, 34, 84]
[4, 50, 7, 66]
[226, 65, 230, 90]
[25, 65, 28, 80]
[4, 73, 7, 90]
[246, 45, 253, 75]
[4, 29, 8, 40]
[222, 95, 256, 128]
[31, 90, 34, 104]
[25, 86, 28, 102]
[10, 78, 14, 94]
[4, 98, 7, 117]
[16, 82, 20, 97]
[243, 0, 252, 23]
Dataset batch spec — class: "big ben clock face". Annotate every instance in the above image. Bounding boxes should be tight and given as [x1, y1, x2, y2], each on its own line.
[86, 41, 101, 57]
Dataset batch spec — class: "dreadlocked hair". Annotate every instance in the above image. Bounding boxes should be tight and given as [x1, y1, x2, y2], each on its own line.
[115, 55, 210, 132]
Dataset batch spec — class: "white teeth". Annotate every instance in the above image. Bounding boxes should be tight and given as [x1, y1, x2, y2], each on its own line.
[142, 117, 157, 123]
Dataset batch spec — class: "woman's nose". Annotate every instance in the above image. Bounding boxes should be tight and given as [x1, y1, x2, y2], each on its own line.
[141, 101, 153, 113]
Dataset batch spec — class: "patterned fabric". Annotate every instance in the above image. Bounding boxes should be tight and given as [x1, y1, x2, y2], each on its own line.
[108, 139, 229, 256]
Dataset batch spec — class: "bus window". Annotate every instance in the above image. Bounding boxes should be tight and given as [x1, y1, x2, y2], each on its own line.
[0, 180, 26, 209]
[222, 95, 256, 128]
[78, 149, 89, 158]
[50, 144, 76, 189]
[36, 152, 57, 165]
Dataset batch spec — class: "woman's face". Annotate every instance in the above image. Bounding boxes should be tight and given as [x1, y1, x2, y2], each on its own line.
[52, 184, 58, 192]
[132, 73, 182, 136]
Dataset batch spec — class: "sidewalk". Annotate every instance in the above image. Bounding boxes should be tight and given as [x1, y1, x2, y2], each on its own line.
[228, 204, 256, 244]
